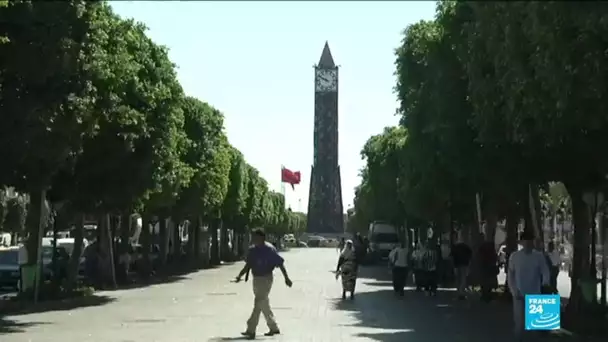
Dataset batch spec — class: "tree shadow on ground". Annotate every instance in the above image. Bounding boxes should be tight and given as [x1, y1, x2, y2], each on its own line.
[357, 263, 393, 281]
[207, 337, 251, 341]
[110, 275, 189, 291]
[112, 260, 240, 292]
[0, 318, 50, 335]
[333, 265, 584, 342]
[0, 295, 115, 316]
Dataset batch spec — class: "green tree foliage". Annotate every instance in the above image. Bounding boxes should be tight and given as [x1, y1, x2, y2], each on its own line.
[353, 0, 608, 317]
[0, 1, 102, 192]
[3, 195, 28, 237]
[222, 148, 250, 231]
[176, 97, 230, 220]
[359, 126, 408, 225]
[0, 1, 295, 292]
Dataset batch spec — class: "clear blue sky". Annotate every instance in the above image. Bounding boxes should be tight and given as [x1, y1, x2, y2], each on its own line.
[110, 1, 435, 212]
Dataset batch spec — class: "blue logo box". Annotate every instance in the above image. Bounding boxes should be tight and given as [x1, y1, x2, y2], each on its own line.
[525, 294, 560, 330]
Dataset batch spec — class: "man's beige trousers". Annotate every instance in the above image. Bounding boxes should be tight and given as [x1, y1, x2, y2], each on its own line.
[246, 275, 279, 333]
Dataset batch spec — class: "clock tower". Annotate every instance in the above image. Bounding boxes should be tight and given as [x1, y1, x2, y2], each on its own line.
[306, 42, 344, 234]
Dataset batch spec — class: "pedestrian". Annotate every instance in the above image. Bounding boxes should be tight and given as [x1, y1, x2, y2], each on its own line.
[508, 231, 551, 342]
[546, 241, 560, 293]
[388, 240, 410, 296]
[336, 239, 358, 300]
[412, 243, 425, 292]
[421, 241, 439, 296]
[477, 233, 499, 302]
[235, 228, 293, 340]
[451, 238, 472, 300]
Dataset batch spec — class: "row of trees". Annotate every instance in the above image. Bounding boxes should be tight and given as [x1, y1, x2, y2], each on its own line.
[349, 1, 608, 317]
[0, 1, 304, 289]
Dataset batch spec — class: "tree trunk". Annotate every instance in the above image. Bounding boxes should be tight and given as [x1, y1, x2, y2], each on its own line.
[504, 203, 520, 297]
[192, 218, 200, 260]
[24, 189, 44, 266]
[220, 220, 230, 261]
[172, 215, 182, 260]
[528, 184, 545, 246]
[197, 216, 210, 268]
[98, 213, 117, 289]
[66, 213, 85, 291]
[210, 219, 220, 265]
[522, 192, 535, 237]
[159, 215, 169, 268]
[566, 188, 591, 316]
[119, 213, 131, 256]
[484, 201, 498, 246]
[140, 215, 152, 277]
[505, 206, 519, 256]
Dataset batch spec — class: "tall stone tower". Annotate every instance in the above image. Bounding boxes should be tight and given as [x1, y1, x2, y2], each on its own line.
[306, 42, 344, 234]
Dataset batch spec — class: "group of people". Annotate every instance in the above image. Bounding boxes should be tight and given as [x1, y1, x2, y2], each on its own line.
[234, 228, 559, 341]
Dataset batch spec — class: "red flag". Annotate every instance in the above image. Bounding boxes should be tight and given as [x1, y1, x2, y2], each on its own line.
[281, 167, 301, 190]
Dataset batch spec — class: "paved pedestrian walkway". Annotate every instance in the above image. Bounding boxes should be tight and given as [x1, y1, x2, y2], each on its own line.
[0, 249, 581, 341]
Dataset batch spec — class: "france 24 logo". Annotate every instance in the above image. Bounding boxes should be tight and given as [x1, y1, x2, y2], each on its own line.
[525, 294, 560, 330]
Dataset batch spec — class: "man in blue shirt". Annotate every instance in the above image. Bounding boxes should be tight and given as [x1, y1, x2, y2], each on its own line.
[235, 228, 293, 339]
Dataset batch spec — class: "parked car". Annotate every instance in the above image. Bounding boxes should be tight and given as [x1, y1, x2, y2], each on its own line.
[40, 245, 70, 281]
[0, 247, 20, 291]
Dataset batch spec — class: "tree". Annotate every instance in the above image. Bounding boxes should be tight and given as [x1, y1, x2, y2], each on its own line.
[0, 0, 107, 266]
[175, 97, 231, 267]
[221, 147, 250, 260]
[457, 2, 608, 313]
[359, 126, 408, 226]
[46, 5, 192, 283]
[3, 195, 28, 242]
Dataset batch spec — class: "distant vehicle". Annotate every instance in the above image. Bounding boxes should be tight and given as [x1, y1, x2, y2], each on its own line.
[284, 234, 296, 245]
[367, 221, 400, 261]
[306, 235, 326, 248]
[45, 231, 71, 239]
[321, 238, 338, 248]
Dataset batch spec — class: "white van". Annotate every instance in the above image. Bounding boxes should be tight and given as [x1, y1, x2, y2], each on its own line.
[367, 221, 400, 260]
[0, 232, 11, 247]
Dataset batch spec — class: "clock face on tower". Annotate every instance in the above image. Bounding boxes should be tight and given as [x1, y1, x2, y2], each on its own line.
[315, 69, 338, 92]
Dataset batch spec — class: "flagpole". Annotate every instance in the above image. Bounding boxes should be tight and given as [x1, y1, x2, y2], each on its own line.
[280, 164, 286, 209]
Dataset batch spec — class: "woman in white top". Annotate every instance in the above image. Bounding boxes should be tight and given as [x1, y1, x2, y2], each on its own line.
[389, 241, 410, 296]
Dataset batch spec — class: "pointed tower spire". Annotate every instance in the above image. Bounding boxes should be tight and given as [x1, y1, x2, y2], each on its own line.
[317, 41, 336, 68]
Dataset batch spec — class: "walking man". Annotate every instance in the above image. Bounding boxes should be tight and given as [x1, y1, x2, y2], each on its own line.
[389, 240, 410, 296]
[451, 238, 472, 300]
[235, 228, 293, 339]
[508, 231, 550, 342]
